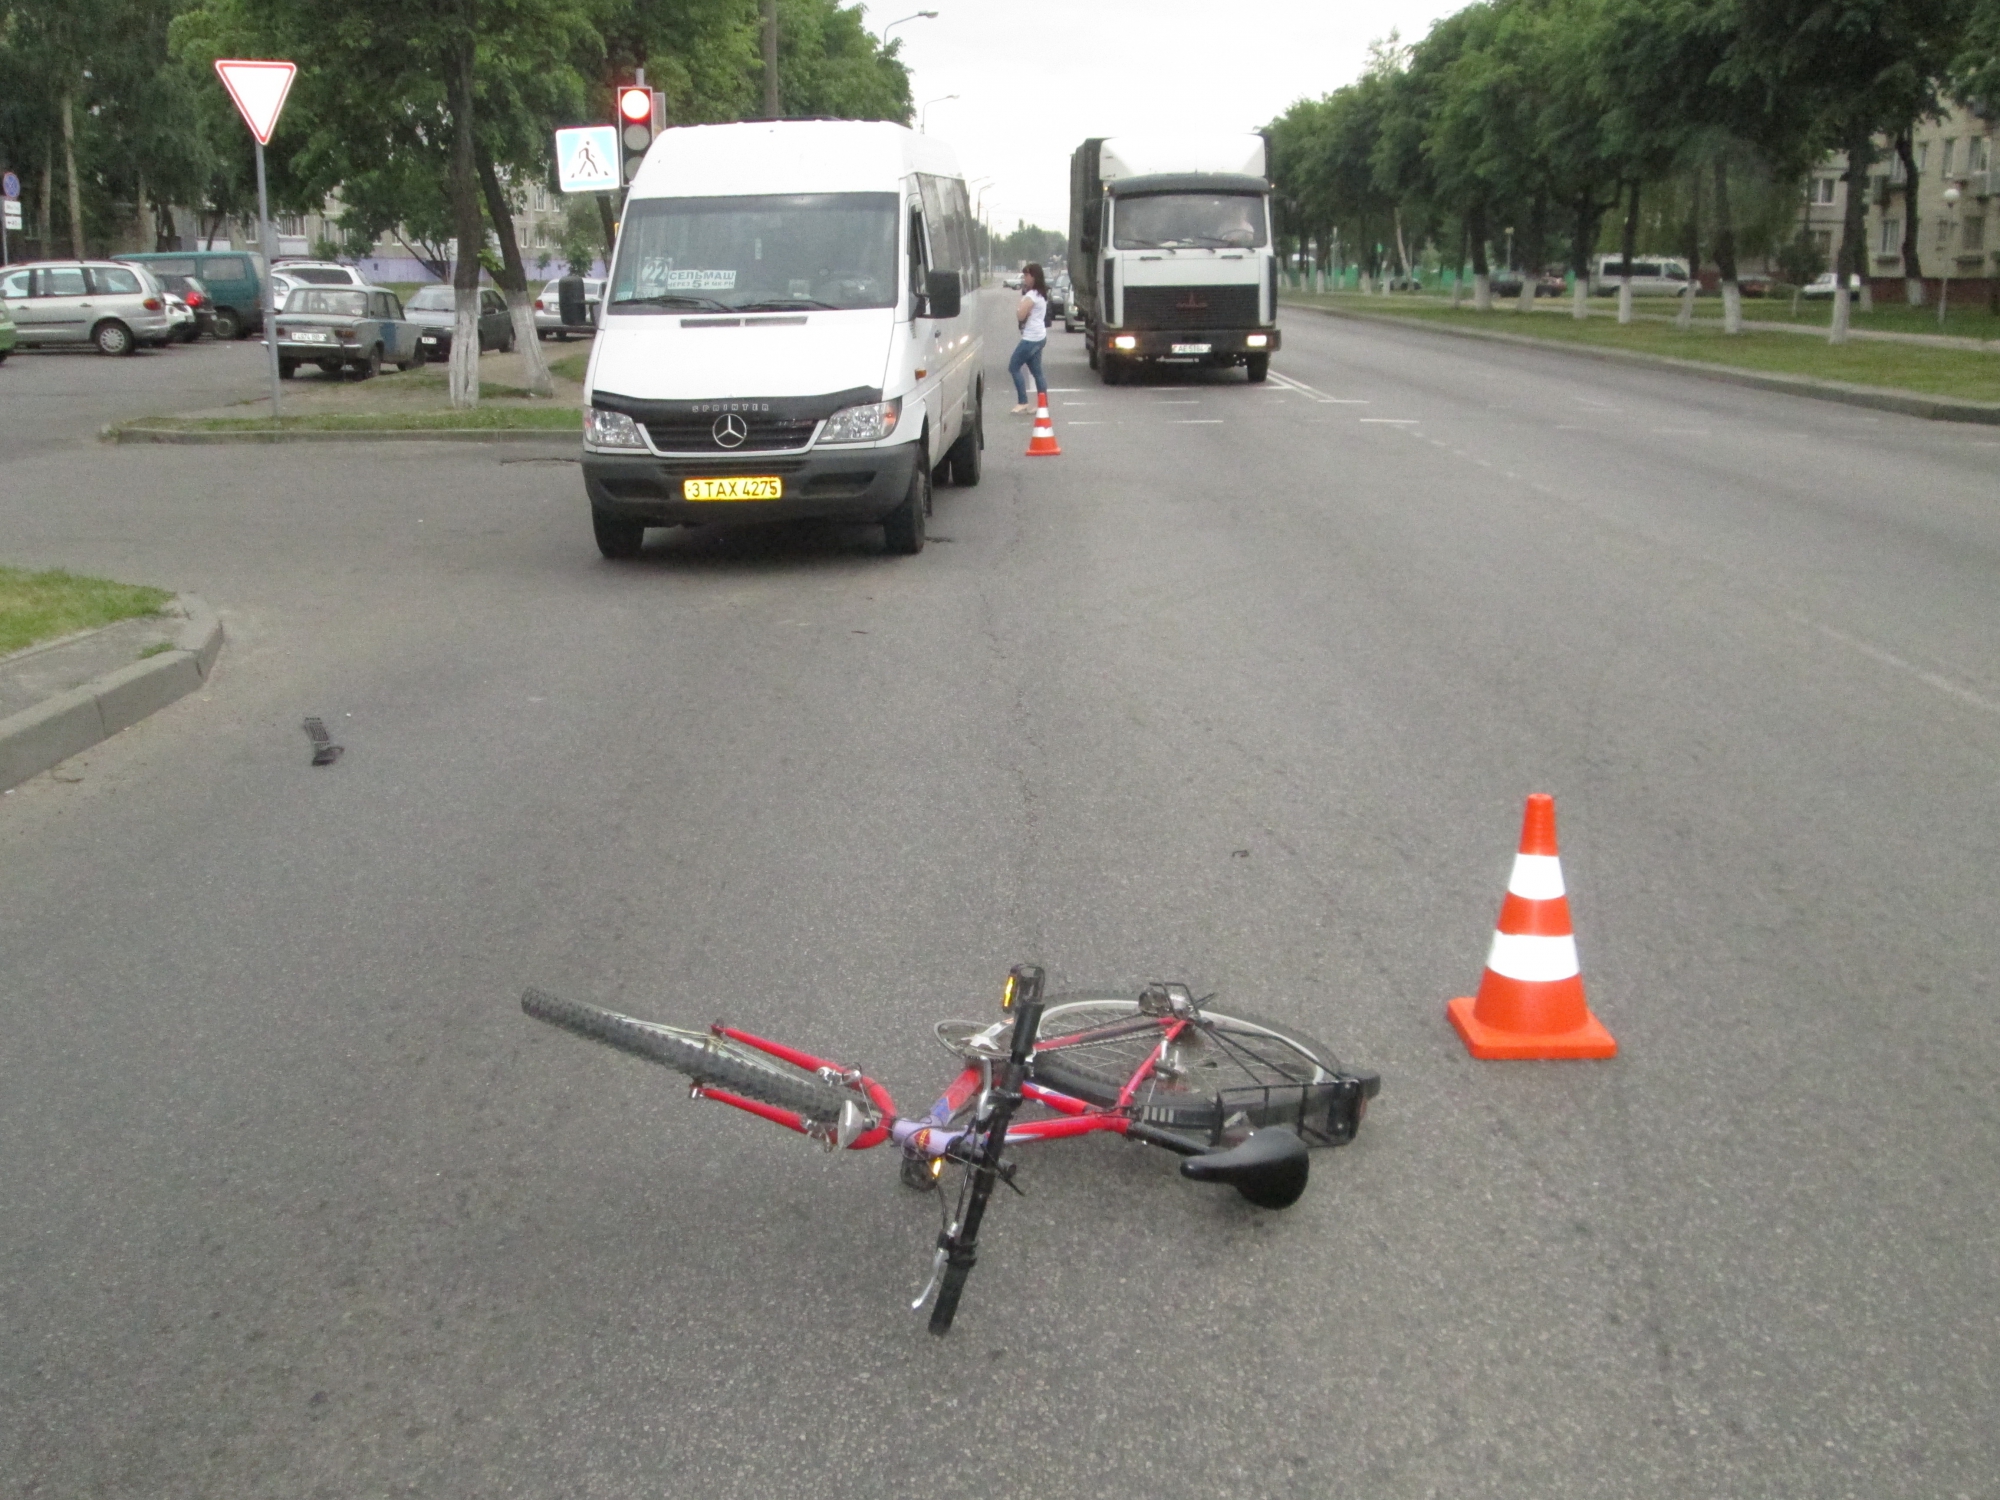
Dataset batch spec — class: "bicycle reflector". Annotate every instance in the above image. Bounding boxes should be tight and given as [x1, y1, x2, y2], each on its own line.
[1002, 973, 1016, 1010]
[617, 85, 663, 182]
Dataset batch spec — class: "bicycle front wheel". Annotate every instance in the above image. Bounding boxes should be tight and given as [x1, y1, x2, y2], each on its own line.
[522, 989, 850, 1123]
[1027, 995, 1343, 1141]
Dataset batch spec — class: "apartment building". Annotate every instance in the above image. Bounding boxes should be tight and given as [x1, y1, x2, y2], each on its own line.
[1810, 100, 1997, 303]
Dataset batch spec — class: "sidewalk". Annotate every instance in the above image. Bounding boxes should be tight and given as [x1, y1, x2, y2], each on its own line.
[0, 597, 223, 791]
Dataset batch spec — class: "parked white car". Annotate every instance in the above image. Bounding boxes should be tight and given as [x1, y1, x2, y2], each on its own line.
[1801, 272, 1866, 298]
[272, 259, 367, 288]
[535, 277, 602, 338]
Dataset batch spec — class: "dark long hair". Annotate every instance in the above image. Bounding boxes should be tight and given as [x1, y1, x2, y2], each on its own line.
[1022, 262, 1048, 296]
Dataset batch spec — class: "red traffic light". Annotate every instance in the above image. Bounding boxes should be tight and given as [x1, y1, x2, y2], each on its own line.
[618, 86, 652, 123]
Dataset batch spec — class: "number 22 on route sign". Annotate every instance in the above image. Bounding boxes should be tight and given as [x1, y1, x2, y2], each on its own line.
[556, 126, 620, 194]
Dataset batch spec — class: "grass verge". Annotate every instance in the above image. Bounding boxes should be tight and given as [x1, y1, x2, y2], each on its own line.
[546, 348, 589, 383]
[127, 407, 584, 433]
[0, 566, 172, 657]
[1285, 292, 2000, 403]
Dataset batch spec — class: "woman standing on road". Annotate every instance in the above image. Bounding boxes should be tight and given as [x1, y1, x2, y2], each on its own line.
[1008, 263, 1050, 413]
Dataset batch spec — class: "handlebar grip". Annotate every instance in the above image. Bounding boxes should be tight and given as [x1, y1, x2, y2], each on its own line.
[928, 1260, 973, 1335]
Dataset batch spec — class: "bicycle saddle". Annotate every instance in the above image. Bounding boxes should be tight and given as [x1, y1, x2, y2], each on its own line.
[1179, 1127, 1310, 1209]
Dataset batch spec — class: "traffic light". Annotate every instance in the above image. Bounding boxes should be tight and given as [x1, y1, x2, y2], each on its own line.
[618, 85, 664, 183]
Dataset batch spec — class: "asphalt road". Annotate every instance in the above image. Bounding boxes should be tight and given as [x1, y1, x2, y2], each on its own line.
[0, 337, 274, 463]
[4, 300, 1998, 1499]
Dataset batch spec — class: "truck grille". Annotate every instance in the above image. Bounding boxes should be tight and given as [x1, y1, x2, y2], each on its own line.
[641, 415, 820, 453]
[1121, 284, 1259, 329]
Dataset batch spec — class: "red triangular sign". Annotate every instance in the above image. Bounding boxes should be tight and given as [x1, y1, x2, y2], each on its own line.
[215, 59, 297, 145]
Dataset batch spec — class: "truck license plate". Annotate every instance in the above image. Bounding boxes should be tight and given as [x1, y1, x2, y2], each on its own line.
[683, 476, 783, 501]
[1171, 342, 1212, 355]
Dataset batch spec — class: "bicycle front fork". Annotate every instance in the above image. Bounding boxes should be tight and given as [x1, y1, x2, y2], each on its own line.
[922, 963, 1045, 1335]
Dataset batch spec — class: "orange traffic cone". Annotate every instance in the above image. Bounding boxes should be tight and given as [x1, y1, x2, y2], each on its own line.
[1026, 391, 1062, 456]
[1446, 794, 1617, 1059]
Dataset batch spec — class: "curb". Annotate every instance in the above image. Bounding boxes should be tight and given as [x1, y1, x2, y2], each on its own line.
[0, 596, 223, 792]
[106, 423, 581, 445]
[1285, 302, 2000, 426]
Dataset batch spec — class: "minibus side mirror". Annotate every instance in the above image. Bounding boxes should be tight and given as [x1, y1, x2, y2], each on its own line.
[920, 270, 961, 320]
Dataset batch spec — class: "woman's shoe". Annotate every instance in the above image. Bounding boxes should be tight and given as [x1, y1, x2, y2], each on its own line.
[1010, 403, 1032, 414]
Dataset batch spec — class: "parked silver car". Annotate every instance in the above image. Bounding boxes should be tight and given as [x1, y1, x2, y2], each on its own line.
[406, 284, 516, 357]
[0, 260, 175, 354]
[535, 277, 601, 339]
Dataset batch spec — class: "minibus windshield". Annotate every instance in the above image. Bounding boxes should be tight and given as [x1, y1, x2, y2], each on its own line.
[609, 193, 900, 312]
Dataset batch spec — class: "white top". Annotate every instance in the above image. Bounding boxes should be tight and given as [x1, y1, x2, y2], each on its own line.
[1019, 290, 1047, 342]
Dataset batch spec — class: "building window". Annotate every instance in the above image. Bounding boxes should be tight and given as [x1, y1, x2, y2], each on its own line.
[1916, 141, 1928, 172]
[1972, 138, 1991, 174]
[1879, 217, 1901, 254]
[1936, 216, 1951, 252]
[1941, 138, 1956, 177]
[1813, 177, 1837, 205]
[1811, 229, 1832, 258]
[1965, 216, 1986, 253]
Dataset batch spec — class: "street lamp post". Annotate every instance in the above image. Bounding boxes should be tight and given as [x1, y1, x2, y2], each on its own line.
[880, 10, 938, 42]
[1940, 183, 1962, 330]
[920, 93, 958, 133]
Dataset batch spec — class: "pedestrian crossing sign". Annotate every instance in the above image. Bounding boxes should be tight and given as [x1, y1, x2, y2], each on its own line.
[556, 126, 620, 194]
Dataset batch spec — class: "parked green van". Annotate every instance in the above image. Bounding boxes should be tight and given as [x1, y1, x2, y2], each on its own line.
[116, 250, 269, 339]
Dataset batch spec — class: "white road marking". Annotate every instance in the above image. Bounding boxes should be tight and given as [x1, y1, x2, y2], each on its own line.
[1170, 419, 1225, 424]
[1359, 418, 1419, 424]
[1268, 371, 1368, 404]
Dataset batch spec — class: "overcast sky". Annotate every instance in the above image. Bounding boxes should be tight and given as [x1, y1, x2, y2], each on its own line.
[871, 0, 1466, 234]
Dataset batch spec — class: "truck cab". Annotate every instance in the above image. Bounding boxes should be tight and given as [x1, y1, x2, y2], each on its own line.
[1069, 135, 1280, 385]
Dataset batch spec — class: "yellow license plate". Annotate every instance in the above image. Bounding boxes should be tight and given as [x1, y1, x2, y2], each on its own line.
[683, 476, 783, 501]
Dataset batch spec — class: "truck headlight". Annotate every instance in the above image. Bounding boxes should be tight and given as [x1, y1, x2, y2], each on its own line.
[1246, 334, 1269, 348]
[1112, 335, 1137, 350]
[820, 397, 901, 444]
[586, 407, 646, 449]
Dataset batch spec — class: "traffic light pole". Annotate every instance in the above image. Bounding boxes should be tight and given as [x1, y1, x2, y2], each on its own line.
[254, 139, 281, 419]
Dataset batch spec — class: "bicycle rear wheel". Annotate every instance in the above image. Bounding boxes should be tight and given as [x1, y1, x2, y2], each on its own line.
[1026, 995, 1345, 1142]
[522, 989, 850, 1123]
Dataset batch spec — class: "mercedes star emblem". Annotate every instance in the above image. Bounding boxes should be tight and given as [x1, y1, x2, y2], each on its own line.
[712, 413, 749, 448]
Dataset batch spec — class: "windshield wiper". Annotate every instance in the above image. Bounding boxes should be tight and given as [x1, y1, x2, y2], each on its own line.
[733, 298, 840, 311]
[612, 293, 733, 311]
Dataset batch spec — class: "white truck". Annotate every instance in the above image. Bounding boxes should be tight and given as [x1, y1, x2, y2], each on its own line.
[1067, 133, 1280, 385]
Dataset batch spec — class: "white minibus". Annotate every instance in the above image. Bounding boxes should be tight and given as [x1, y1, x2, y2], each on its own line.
[580, 120, 985, 557]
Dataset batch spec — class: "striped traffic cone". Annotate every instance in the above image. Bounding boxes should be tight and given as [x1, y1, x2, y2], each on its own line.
[1025, 391, 1062, 456]
[1446, 794, 1617, 1059]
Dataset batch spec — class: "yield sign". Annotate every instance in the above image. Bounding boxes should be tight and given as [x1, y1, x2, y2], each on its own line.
[214, 59, 297, 145]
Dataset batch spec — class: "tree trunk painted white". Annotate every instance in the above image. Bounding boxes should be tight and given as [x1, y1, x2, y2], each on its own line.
[1674, 282, 1695, 330]
[1829, 284, 1851, 344]
[1359, 271, 1372, 294]
[1720, 280, 1742, 333]
[1858, 278, 1873, 313]
[1473, 271, 1492, 312]
[1516, 277, 1536, 313]
[507, 290, 552, 396]
[1451, 272, 1463, 309]
[1905, 276, 1925, 307]
[1571, 277, 1588, 319]
[449, 292, 480, 408]
[1617, 277, 1633, 324]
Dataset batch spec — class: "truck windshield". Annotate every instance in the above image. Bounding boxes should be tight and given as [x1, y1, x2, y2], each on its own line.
[1112, 193, 1268, 250]
[609, 193, 900, 312]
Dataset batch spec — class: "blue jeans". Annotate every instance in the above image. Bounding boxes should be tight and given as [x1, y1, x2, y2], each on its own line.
[1008, 338, 1047, 402]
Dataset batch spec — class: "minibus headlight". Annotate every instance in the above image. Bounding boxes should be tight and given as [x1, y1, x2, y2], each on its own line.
[1112, 334, 1137, 350]
[586, 406, 646, 449]
[820, 397, 901, 444]
[1246, 333, 1269, 347]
